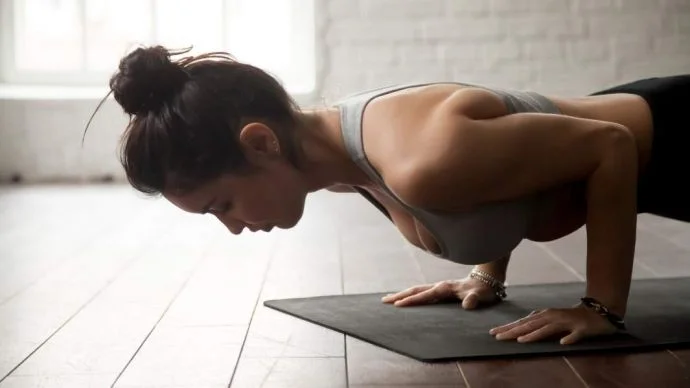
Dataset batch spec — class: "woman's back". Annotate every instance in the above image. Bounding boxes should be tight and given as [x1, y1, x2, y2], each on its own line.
[334, 81, 655, 263]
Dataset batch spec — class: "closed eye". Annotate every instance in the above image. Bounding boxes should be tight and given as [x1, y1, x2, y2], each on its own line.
[209, 202, 232, 215]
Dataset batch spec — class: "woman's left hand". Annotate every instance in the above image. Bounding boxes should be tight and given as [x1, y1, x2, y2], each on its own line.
[489, 304, 619, 345]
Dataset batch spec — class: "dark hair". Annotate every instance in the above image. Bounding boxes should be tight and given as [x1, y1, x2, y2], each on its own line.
[94, 45, 302, 195]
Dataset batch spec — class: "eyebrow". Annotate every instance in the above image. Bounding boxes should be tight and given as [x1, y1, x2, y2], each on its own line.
[200, 197, 216, 214]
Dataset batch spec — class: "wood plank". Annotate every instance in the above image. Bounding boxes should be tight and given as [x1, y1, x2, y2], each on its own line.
[336, 194, 467, 387]
[462, 357, 586, 388]
[407, 245, 472, 284]
[230, 192, 347, 387]
[351, 386, 461, 388]
[0, 195, 174, 381]
[538, 227, 657, 279]
[567, 350, 690, 387]
[1, 206, 213, 384]
[341, 226, 422, 295]
[670, 349, 690, 369]
[230, 358, 346, 388]
[0, 185, 93, 234]
[506, 240, 582, 285]
[113, 229, 278, 388]
[637, 213, 690, 251]
[0, 185, 140, 250]
[346, 337, 466, 387]
[0, 374, 115, 388]
[113, 326, 245, 388]
[634, 226, 690, 277]
[0, 188, 154, 305]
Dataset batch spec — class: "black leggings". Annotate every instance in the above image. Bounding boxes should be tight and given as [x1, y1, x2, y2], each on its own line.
[590, 75, 690, 222]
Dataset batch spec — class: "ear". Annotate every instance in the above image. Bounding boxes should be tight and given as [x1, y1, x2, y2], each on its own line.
[238, 122, 280, 156]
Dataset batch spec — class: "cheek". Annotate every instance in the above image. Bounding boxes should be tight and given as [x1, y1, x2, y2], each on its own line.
[242, 168, 303, 220]
[237, 195, 269, 221]
[238, 187, 283, 221]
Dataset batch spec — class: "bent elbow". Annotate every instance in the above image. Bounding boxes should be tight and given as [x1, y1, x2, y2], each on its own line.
[605, 123, 638, 163]
[593, 123, 639, 184]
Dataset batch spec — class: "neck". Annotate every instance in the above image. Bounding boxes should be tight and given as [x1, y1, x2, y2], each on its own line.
[296, 108, 372, 192]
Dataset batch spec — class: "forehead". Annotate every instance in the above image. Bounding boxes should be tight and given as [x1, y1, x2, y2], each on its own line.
[164, 191, 204, 213]
[162, 173, 252, 213]
[163, 180, 223, 214]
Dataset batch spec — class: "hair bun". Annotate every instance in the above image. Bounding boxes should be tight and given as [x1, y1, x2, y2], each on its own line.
[110, 45, 189, 116]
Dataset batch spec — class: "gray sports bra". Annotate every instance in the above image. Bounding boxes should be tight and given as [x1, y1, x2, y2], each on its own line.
[335, 82, 561, 265]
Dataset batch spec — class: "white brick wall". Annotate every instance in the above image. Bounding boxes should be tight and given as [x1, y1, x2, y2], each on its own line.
[1, 0, 689, 182]
[321, 0, 690, 100]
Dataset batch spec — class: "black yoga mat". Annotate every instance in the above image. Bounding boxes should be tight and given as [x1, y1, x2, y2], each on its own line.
[264, 277, 690, 362]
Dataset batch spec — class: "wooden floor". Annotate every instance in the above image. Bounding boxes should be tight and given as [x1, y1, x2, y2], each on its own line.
[1, 183, 689, 388]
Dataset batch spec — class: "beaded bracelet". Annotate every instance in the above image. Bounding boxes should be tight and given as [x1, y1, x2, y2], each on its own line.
[580, 297, 627, 331]
[469, 269, 507, 299]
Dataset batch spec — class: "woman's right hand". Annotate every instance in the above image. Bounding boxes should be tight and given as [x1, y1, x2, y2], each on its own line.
[381, 276, 502, 310]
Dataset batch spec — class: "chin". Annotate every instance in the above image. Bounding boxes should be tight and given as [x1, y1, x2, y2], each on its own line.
[283, 201, 306, 229]
[281, 214, 301, 229]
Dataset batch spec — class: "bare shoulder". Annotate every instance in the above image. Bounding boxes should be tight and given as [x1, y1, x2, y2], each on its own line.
[364, 84, 635, 212]
[361, 85, 511, 202]
[435, 86, 512, 120]
[360, 84, 509, 180]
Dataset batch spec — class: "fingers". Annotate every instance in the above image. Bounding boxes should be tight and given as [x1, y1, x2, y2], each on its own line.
[383, 279, 500, 310]
[489, 310, 544, 336]
[515, 324, 564, 343]
[560, 330, 585, 345]
[489, 308, 589, 345]
[392, 286, 445, 307]
[489, 308, 615, 345]
[493, 317, 547, 341]
[461, 292, 480, 309]
[381, 285, 433, 304]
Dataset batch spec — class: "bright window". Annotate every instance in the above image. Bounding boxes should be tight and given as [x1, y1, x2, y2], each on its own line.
[0, 0, 316, 95]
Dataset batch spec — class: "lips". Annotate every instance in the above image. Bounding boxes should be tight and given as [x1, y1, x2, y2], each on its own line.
[247, 225, 273, 232]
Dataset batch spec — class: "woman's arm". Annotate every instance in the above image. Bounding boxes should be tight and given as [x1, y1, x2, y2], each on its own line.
[582, 128, 637, 316]
[387, 93, 639, 318]
[475, 255, 510, 283]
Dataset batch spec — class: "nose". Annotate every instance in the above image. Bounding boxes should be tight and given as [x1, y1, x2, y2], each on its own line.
[218, 217, 244, 235]
[227, 226, 243, 235]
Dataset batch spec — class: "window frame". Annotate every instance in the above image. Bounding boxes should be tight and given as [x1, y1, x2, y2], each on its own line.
[0, 0, 317, 97]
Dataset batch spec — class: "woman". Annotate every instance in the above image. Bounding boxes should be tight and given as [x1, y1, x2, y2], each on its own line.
[100, 45, 689, 346]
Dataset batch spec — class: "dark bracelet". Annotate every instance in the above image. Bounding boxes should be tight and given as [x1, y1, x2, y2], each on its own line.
[580, 297, 627, 331]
